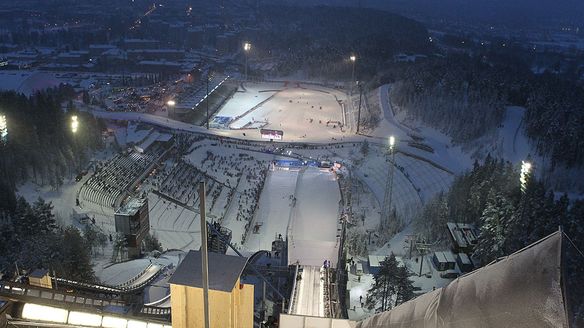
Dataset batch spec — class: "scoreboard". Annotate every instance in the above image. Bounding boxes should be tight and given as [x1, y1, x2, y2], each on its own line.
[260, 129, 284, 140]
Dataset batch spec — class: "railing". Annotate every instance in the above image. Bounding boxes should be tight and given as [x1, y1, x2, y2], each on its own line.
[0, 281, 126, 309]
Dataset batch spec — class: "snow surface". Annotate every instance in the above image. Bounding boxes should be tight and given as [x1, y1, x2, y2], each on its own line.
[244, 169, 298, 251]
[213, 82, 283, 118]
[292, 266, 325, 317]
[288, 168, 341, 267]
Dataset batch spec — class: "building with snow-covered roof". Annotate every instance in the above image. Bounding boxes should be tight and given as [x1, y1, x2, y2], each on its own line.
[432, 251, 456, 271]
[447, 222, 479, 253]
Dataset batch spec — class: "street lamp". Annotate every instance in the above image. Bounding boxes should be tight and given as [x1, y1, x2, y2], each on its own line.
[243, 42, 252, 81]
[71, 115, 79, 133]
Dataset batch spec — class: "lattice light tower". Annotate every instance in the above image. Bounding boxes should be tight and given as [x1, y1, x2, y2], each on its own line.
[381, 136, 396, 229]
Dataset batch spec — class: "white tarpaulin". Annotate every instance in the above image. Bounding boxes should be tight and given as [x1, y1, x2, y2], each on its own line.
[356, 231, 569, 328]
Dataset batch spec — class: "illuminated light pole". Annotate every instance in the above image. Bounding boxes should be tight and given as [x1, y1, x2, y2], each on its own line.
[243, 42, 251, 81]
[381, 136, 397, 229]
[0, 114, 7, 144]
[167, 100, 175, 119]
[520, 161, 532, 193]
[350, 55, 356, 92]
[519, 160, 532, 224]
[71, 115, 79, 133]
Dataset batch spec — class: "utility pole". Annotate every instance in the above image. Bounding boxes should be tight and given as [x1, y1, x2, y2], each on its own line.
[198, 181, 210, 328]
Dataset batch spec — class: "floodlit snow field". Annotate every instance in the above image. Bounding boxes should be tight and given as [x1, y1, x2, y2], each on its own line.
[218, 82, 349, 141]
[244, 169, 299, 251]
[288, 167, 341, 267]
[213, 82, 284, 118]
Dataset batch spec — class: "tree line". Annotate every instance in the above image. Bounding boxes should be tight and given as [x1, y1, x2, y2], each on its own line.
[0, 89, 104, 212]
[384, 51, 584, 168]
[251, 5, 432, 80]
[0, 197, 95, 282]
[413, 156, 584, 325]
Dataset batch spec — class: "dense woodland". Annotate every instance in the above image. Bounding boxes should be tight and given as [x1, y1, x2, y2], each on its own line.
[253, 6, 432, 80]
[0, 89, 103, 212]
[384, 51, 584, 168]
[0, 88, 104, 280]
[413, 156, 584, 325]
[0, 197, 96, 281]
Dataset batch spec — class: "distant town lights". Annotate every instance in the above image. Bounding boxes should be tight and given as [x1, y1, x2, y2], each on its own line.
[71, 115, 79, 133]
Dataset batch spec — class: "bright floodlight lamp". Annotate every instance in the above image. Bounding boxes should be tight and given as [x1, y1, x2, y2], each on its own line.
[243, 42, 251, 51]
[350, 55, 356, 62]
[0, 114, 7, 142]
[166, 100, 176, 106]
[389, 136, 396, 149]
[71, 115, 79, 133]
[520, 160, 532, 193]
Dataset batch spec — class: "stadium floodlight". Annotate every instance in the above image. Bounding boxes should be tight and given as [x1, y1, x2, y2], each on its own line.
[0, 114, 7, 143]
[381, 135, 397, 229]
[166, 100, 176, 106]
[350, 55, 357, 92]
[71, 115, 79, 133]
[243, 42, 252, 81]
[520, 160, 532, 193]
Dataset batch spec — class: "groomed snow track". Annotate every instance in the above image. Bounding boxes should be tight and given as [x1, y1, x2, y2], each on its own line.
[289, 265, 332, 318]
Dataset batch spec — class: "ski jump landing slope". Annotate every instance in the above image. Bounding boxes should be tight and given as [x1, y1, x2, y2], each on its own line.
[287, 167, 341, 267]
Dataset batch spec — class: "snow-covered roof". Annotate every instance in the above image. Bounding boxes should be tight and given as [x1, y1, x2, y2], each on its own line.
[126, 123, 153, 145]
